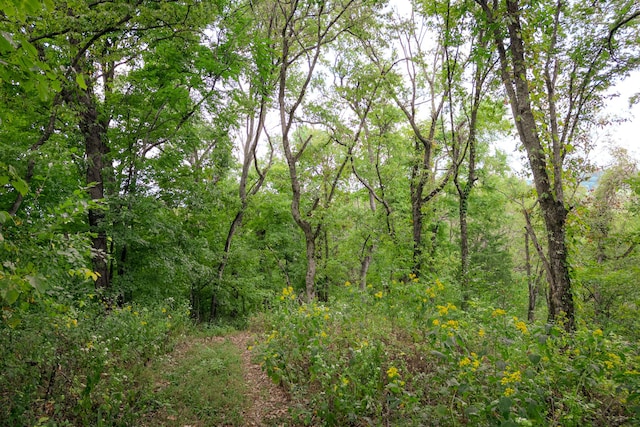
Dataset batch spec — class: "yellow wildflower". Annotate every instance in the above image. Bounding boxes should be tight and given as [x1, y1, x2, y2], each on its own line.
[504, 387, 515, 397]
[374, 291, 383, 299]
[492, 308, 506, 317]
[605, 352, 621, 370]
[436, 305, 449, 316]
[436, 279, 445, 290]
[344, 281, 351, 287]
[432, 319, 441, 326]
[446, 320, 459, 330]
[593, 329, 603, 337]
[501, 369, 522, 385]
[459, 357, 471, 368]
[341, 377, 350, 386]
[478, 328, 486, 338]
[515, 320, 529, 334]
[387, 366, 399, 379]
[320, 331, 328, 338]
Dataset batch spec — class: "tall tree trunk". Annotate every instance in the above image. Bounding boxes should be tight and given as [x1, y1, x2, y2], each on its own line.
[78, 88, 111, 290]
[479, 0, 575, 330]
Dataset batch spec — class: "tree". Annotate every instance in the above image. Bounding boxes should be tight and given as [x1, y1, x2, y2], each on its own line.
[272, 0, 372, 301]
[475, 0, 640, 330]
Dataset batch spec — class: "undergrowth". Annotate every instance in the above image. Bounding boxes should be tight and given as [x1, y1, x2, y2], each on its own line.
[140, 338, 246, 426]
[0, 296, 191, 426]
[255, 279, 640, 426]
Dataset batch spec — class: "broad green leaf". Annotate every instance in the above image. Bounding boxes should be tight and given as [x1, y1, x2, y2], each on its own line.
[3, 287, 20, 305]
[528, 353, 541, 365]
[11, 177, 29, 195]
[498, 396, 512, 415]
[27, 275, 47, 293]
[76, 73, 87, 90]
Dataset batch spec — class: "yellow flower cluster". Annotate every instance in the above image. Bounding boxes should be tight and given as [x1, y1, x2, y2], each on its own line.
[280, 286, 295, 300]
[513, 317, 529, 334]
[500, 368, 522, 385]
[504, 387, 515, 397]
[344, 281, 351, 287]
[437, 302, 457, 316]
[604, 352, 622, 370]
[374, 291, 383, 299]
[445, 319, 459, 330]
[478, 328, 486, 338]
[492, 308, 507, 317]
[387, 366, 399, 379]
[593, 328, 603, 337]
[459, 353, 481, 372]
[424, 279, 445, 299]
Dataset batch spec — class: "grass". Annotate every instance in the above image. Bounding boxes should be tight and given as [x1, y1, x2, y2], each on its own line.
[140, 336, 247, 426]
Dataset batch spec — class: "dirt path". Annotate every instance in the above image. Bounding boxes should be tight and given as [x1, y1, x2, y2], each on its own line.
[226, 332, 291, 426]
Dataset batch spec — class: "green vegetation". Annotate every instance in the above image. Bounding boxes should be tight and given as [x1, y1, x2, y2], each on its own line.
[256, 281, 640, 426]
[141, 338, 247, 426]
[0, 298, 192, 425]
[2, 0, 640, 425]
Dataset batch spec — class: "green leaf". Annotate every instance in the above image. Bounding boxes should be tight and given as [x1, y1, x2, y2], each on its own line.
[528, 353, 541, 365]
[0, 32, 15, 53]
[11, 177, 29, 196]
[27, 275, 47, 293]
[0, 211, 10, 224]
[498, 396, 512, 415]
[3, 287, 20, 305]
[76, 73, 87, 90]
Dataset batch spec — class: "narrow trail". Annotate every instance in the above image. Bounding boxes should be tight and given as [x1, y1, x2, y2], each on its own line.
[225, 332, 291, 426]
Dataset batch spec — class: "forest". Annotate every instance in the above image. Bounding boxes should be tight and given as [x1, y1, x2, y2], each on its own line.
[1, 0, 640, 425]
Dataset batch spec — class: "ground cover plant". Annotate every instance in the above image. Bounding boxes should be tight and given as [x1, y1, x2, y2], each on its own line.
[255, 279, 640, 426]
[0, 297, 191, 426]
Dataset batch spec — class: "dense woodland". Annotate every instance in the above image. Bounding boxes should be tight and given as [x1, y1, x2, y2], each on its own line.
[1, 0, 640, 425]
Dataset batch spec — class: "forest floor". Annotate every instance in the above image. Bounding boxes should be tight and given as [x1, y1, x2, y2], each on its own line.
[141, 330, 292, 427]
[227, 331, 291, 426]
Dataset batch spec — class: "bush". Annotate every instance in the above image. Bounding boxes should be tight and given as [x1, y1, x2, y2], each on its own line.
[0, 297, 191, 426]
[256, 279, 640, 426]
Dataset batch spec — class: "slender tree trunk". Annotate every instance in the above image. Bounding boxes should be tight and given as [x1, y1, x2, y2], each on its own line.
[525, 230, 537, 322]
[304, 228, 317, 301]
[359, 239, 375, 291]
